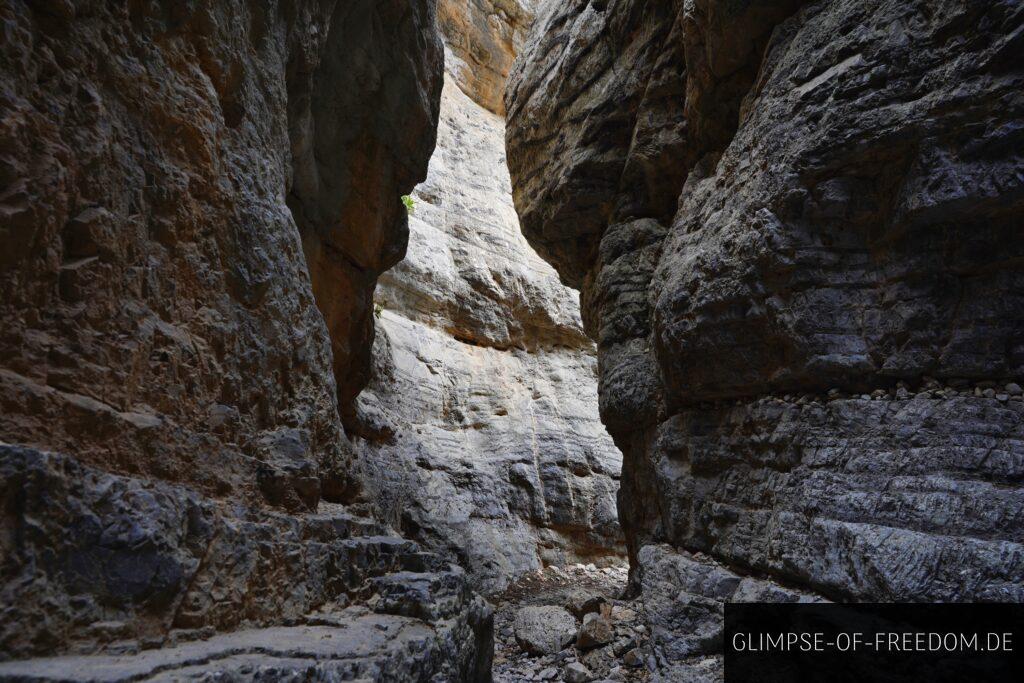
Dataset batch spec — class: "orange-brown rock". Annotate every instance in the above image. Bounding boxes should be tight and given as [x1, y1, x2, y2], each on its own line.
[438, 0, 536, 115]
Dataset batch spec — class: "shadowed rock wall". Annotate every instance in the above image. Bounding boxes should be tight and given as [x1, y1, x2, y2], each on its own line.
[0, 1, 492, 677]
[289, 2, 444, 417]
[0, 0, 441, 513]
[507, 0, 1024, 677]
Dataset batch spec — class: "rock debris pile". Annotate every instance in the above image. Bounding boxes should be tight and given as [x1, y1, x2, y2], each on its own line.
[492, 563, 653, 682]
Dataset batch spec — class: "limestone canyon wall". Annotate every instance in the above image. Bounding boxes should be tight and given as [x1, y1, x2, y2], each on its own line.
[0, 1, 492, 678]
[507, 0, 1024, 677]
[351, 0, 624, 595]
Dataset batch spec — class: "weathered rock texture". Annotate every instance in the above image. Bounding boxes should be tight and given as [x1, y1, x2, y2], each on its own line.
[0, 0, 491, 678]
[351, 0, 624, 593]
[439, 0, 535, 115]
[508, 0, 1024, 675]
[289, 1, 444, 415]
[0, 445, 492, 680]
[0, 0, 442, 514]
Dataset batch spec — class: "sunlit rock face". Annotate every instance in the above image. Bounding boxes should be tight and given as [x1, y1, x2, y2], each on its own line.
[508, 0, 1024, 677]
[439, 0, 536, 115]
[351, 0, 624, 594]
[0, 1, 493, 675]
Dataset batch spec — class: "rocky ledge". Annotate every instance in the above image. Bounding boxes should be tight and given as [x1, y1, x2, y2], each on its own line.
[0, 444, 492, 681]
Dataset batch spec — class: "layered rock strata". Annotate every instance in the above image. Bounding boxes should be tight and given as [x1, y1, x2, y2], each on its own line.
[507, 0, 1024, 675]
[0, 0, 490, 678]
[351, 0, 624, 593]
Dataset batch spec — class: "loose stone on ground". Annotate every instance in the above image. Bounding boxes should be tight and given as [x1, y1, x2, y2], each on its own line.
[492, 562, 651, 682]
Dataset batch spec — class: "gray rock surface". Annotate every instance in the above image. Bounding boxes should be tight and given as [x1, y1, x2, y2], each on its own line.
[507, 0, 1024, 676]
[0, 616, 479, 682]
[0, 445, 492, 680]
[564, 661, 593, 683]
[513, 605, 578, 655]
[352, 0, 623, 594]
[636, 544, 823, 681]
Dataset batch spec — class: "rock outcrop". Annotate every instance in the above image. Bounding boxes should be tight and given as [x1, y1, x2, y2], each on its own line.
[0, 0, 490, 678]
[351, 0, 623, 593]
[0, 0, 442, 517]
[288, 0, 444, 415]
[0, 445, 492, 680]
[507, 0, 1024, 675]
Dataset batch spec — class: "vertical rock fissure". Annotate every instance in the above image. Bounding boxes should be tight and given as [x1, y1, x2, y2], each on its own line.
[347, 0, 627, 596]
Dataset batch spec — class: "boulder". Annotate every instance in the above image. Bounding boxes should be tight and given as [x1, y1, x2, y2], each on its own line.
[564, 590, 608, 620]
[513, 606, 578, 655]
[577, 613, 615, 650]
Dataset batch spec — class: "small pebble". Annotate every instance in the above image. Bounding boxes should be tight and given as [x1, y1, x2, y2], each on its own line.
[563, 661, 592, 683]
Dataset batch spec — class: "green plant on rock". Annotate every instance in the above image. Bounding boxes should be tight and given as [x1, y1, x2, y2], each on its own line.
[401, 194, 415, 214]
[374, 302, 384, 319]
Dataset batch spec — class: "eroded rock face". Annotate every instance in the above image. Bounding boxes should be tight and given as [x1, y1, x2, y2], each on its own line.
[0, 0, 440, 512]
[289, 2, 444, 415]
[439, 0, 536, 115]
[507, 0, 1024, 673]
[0, 445, 492, 676]
[0, 1, 490, 677]
[351, 1, 624, 593]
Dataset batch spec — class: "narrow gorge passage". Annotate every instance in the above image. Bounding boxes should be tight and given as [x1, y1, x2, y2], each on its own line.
[1, 1, 1022, 682]
[348, 0, 624, 595]
[0, 0, 630, 681]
